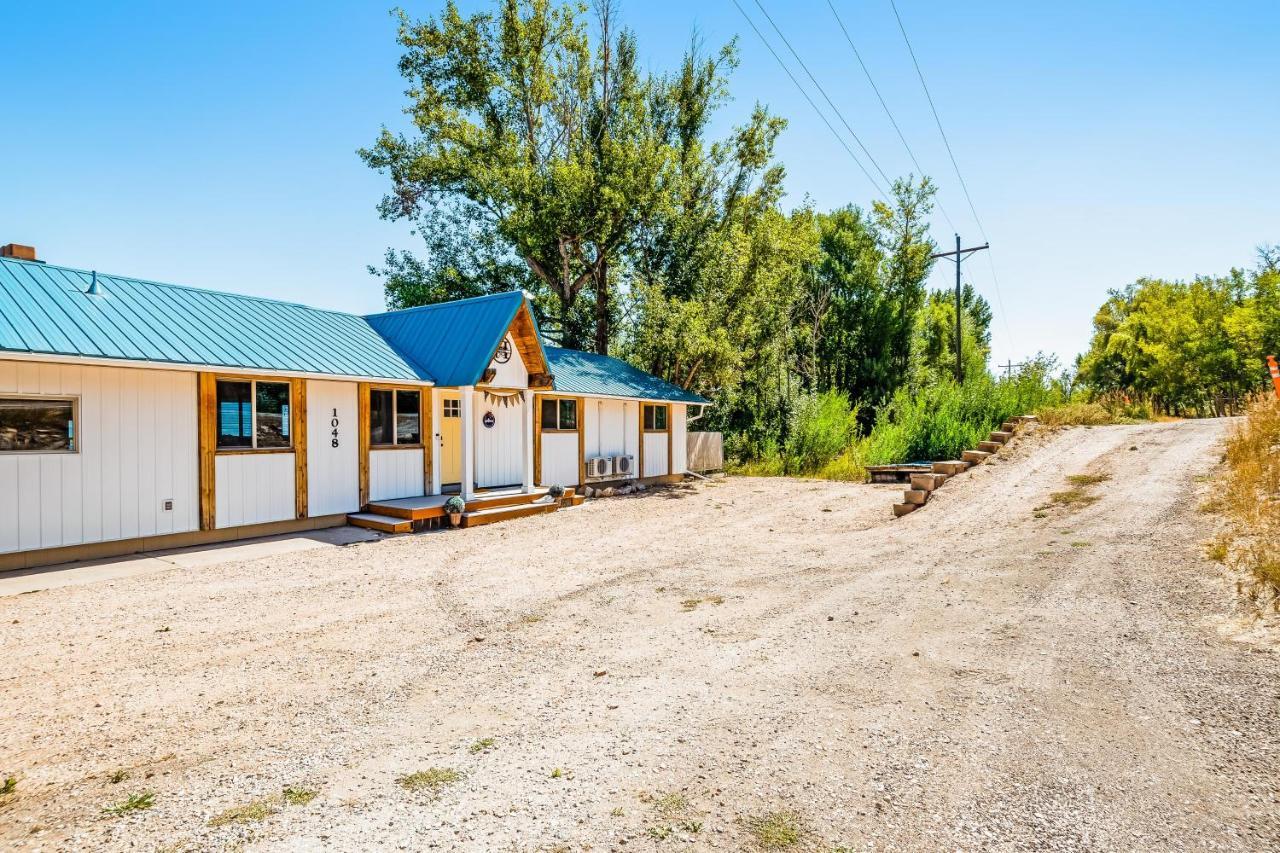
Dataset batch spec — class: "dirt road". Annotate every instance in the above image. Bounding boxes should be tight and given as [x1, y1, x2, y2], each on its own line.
[1, 419, 1277, 851]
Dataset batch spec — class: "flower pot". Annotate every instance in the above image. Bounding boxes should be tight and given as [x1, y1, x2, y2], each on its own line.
[449, 512, 463, 527]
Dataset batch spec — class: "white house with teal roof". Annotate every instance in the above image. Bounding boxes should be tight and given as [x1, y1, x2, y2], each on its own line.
[0, 243, 706, 570]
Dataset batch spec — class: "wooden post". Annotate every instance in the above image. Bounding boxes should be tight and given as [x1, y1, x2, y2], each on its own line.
[197, 372, 217, 530]
[522, 387, 534, 493]
[533, 393, 543, 487]
[460, 386, 476, 501]
[423, 386, 434, 493]
[292, 378, 307, 519]
[357, 382, 370, 509]
[576, 396, 586, 487]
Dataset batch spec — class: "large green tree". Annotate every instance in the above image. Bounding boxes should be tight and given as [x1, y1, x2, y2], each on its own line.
[362, 0, 669, 350]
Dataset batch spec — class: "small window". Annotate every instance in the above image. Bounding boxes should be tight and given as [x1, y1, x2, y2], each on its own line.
[540, 397, 577, 431]
[217, 379, 291, 450]
[643, 403, 668, 431]
[443, 398, 460, 418]
[0, 397, 76, 452]
[369, 388, 422, 446]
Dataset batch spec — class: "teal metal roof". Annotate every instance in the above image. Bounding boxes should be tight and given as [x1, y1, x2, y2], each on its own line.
[546, 347, 707, 404]
[366, 291, 531, 387]
[0, 257, 424, 381]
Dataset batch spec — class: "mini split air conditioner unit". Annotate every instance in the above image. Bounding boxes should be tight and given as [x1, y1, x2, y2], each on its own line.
[612, 454, 635, 477]
[587, 456, 613, 478]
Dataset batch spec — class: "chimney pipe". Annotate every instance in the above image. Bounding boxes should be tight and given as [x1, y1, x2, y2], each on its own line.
[87, 271, 102, 296]
[1, 243, 37, 262]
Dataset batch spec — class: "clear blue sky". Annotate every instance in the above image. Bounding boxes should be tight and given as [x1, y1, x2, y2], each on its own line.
[3, 1, 1277, 370]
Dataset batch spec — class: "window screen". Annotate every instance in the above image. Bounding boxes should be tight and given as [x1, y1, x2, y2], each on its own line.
[0, 398, 75, 452]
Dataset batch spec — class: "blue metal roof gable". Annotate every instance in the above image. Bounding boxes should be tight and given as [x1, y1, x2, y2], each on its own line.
[546, 347, 708, 404]
[365, 291, 539, 388]
[0, 257, 424, 382]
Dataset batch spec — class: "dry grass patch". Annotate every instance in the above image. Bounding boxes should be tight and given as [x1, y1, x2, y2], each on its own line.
[1049, 489, 1100, 507]
[209, 795, 279, 827]
[744, 810, 807, 848]
[1066, 472, 1111, 487]
[397, 768, 464, 795]
[1213, 394, 1280, 610]
[104, 791, 155, 816]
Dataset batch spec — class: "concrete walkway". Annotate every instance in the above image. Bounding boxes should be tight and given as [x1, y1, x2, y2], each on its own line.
[0, 525, 381, 596]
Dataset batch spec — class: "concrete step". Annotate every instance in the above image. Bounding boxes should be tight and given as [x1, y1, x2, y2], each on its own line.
[903, 489, 929, 506]
[961, 449, 990, 464]
[460, 498, 558, 528]
[348, 512, 412, 534]
[977, 441, 1003, 454]
[989, 430, 1013, 444]
[892, 502, 917, 517]
[910, 472, 947, 491]
[932, 460, 969, 476]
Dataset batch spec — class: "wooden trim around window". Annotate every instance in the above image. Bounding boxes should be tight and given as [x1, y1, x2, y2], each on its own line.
[576, 395, 586, 487]
[210, 374, 297, 454]
[292, 377, 307, 519]
[197, 372, 217, 531]
[533, 393, 543, 486]
[357, 382, 370, 509]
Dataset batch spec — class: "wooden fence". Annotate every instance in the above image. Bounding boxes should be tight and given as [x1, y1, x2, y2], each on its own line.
[687, 431, 724, 472]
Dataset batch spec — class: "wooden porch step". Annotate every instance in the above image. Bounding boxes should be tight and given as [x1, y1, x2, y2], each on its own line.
[460, 498, 559, 528]
[348, 512, 413, 534]
[366, 499, 444, 521]
[977, 440, 1002, 454]
[468, 489, 548, 512]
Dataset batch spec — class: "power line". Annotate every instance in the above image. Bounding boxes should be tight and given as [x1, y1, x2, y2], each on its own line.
[728, 0, 887, 198]
[888, 0, 1017, 355]
[750, 0, 893, 191]
[824, 0, 957, 234]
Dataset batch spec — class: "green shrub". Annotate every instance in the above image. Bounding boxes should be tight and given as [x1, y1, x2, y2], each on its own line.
[783, 391, 860, 474]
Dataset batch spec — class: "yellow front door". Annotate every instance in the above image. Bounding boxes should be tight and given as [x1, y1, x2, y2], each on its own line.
[440, 392, 462, 485]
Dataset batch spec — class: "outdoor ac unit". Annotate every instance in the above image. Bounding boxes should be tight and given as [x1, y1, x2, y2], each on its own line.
[588, 456, 613, 478]
[612, 454, 635, 477]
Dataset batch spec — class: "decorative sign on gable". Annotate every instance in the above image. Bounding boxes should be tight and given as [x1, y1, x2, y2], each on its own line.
[493, 337, 512, 364]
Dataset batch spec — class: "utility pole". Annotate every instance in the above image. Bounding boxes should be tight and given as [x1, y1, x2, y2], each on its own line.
[930, 235, 989, 383]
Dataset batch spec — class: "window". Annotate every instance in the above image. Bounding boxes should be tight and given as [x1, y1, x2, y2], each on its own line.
[216, 379, 291, 450]
[643, 403, 668, 432]
[370, 388, 422, 446]
[0, 397, 76, 452]
[540, 397, 577, 431]
[443, 398, 460, 418]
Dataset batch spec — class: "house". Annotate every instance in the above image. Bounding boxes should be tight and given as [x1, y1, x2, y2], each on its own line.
[0, 244, 706, 570]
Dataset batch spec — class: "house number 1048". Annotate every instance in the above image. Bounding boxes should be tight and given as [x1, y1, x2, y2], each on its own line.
[331, 408, 340, 448]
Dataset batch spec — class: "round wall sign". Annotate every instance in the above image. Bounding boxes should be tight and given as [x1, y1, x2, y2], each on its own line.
[482, 411, 496, 429]
[494, 338, 512, 364]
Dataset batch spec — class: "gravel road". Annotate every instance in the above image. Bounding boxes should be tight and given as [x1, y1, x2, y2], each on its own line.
[1, 419, 1276, 851]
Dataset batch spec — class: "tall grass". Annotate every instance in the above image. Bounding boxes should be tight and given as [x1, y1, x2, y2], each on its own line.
[1216, 394, 1280, 611]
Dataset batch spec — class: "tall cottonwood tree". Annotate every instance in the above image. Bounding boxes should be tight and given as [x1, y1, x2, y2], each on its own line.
[362, 0, 669, 350]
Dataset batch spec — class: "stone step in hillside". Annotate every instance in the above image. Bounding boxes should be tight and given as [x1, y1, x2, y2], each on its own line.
[1019, 414, 1039, 424]
[903, 489, 929, 506]
[1001, 421, 1018, 432]
[892, 502, 918, 517]
[910, 472, 947, 491]
[977, 440, 1003, 454]
[932, 460, 969, 476]
[961, 449, 990, 464]
[989, 430, 1013, 444]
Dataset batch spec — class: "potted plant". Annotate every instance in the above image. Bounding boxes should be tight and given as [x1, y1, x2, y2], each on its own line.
[547, 484, 565, 506]
[445, 496, 465, 527]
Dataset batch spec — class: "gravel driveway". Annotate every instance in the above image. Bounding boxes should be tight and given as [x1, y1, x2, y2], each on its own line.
[1, 419, 1276, 851]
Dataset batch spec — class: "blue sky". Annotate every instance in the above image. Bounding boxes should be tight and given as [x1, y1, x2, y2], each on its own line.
[3, 1, 1277, 370]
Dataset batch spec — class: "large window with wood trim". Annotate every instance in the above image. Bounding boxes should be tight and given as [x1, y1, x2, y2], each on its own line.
[642, 403, 669, 432]
[540, 397, 578, 431]
[216, 379, 291, 450]
[370, 388, 422, 447]
[0, 396, 77, 453]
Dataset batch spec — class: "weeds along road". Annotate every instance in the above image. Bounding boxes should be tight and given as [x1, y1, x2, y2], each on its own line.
[1, 419, 1276, 850]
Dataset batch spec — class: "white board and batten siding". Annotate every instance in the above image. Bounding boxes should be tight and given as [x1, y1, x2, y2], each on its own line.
[540, 432, 579, 487]
[488, 335, 528, 388]
[306, 380, 359, 516]
[474, 392, 526, 488]
[369, 448, 424, 501]
[670, 404, 688, 474]
[0, 360, 199, 554]
[214, 453, 295, 529]
[580, 398, 640, 479]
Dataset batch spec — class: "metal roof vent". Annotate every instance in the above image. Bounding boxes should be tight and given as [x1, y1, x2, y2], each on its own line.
[87, 270, 103, 296]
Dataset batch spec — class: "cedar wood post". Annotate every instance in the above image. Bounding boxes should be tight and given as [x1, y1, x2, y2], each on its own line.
[197, 372, 217, 530]
[292, 378, 307, 519]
